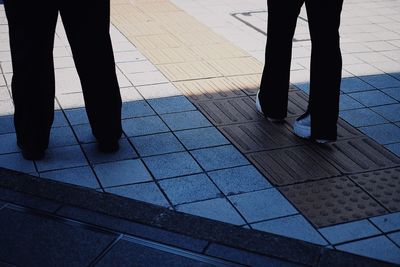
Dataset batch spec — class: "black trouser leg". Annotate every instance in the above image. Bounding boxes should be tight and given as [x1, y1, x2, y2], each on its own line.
[4, 1, 58, 151]
[306, 0, 343, 140]
[259, 0, 303, 119]
[59, 0, 122, 142]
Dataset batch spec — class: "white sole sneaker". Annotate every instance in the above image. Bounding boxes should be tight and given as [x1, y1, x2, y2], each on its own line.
[293, 119, 311, 139]
[256, 91, 284, 122]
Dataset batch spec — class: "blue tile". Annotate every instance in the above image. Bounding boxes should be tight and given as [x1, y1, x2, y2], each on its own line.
[159, 174, 221, 205]
[228, 189, 298, 223]
[130, 132, 184, 157]
[319, 220, 381, 245]
[143, 152, 202, 179]
[385, 143, 400, 157]
[360, 74, 400, 89]
[372, 104, 400, 122]
[176, 198, 246, 225]
[0, 153, 36, 173]
[389, 232, 400, 247]
[106, 182, 170, 207]
[208, 166, 271, 195]
[40, 166, 100, 189]
[336, 236, 400, 264]
[122, 116, 169, 137]
[339, 108, 387, 127]
[382, 87, 400, 101]
[72, 124, 96, 144]
[339, 95, 364, 111]
[0, 133, 19, 154]
[252, 215, 327, 245]
[370, 212, 400, 232]
[121, 100, 155, 119]
[82, 139, 138, 164]
[53, 110, 69, 128]
[191, 145, 248, 171]
[35, 145, 88, 172]
[175, 127, 230, 150]
[340, 77, 375, 93]
[294, 82, 309, 94]
[94, 159, 152, 188]
[64, 108, 89, 125]
[161, 111, 211, 131]
[360, 124, 400, 144]
[0, 115, 15, 134]
[349, 90, 397, 107]
[49, 126, 78, 148]
[147, 96, 196, 114]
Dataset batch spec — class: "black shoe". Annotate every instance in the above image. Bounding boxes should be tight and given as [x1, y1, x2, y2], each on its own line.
[17, 141, 45, 160]
[98, 140, 119, 153]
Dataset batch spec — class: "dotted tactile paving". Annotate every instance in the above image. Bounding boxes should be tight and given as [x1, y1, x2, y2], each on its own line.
[173, 78, 246, 102]
[350, 168, 400, 212]
[219, 121, 304, 153]
[279, 177, 388, 228]
[313, 138, 400, 174]
[248, 146, 341, 186]
[195, 96, 264, 126]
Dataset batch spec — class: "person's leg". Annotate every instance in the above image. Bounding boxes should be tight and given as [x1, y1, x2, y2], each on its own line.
[259, 0, 304, 119]
[4, 0, 58, 159]
[305, 0, 344, 141]
[59, 0, 122, 149]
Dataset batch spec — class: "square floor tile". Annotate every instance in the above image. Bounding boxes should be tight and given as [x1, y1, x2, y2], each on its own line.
[191, 145, 249, 171]
[53, 111, 69, 128]
[208, 165, 271, 196]
[161, 111, 211, 131]
[94, 159, 152, 188]
[121, 100, 155, 119]
[175, 127, 229, 150]
[336, 236, 400, 264]
[360, 124, 400, 144]
[372, 104, 400, 122]
[105, 182, 169, 207]
[130, 132, 184, 157]
[147, 96, 196, 114]
[122, 116, 169, 137]
[0, 133, 19, 154]
[143, 152, 202, 179]
[35, 145, 88, 172]
[82, 139, 138, 164]
[49, 127, 78, 148]
[64, 108, 89, 125]
[339, 95, 364, 111]
[370, 212, 400, 233]
[382, 87, 400, 101]
[349, 90, 397, 107]
[388, 232, 400, 247]
[339, 108, 387, 127]
[252, 215, 327, 245]
[126, 71, 169, 87]
[340, 77, 375, 93]
[40, 166, 100, 189]
[72, 124, 96, 144]
[159, 174, 221, 205]
[229, 189, 298, 223]
[176, 198, 246, 225]
[136, 83, 182, 100]
[360, 74, 400, 89]
[386, 143, 400, 157]
[319, 220, 381, 245]
[0, 115, 14, 134]
[0, 153, 36, 173]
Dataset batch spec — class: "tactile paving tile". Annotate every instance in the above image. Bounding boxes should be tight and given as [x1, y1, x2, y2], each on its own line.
[173, 31, 227, 46]
[130, 34, 182, 50]
[248, 146, 341, 186]
[349, 168, 400, 212]
[279, 177, 388, 228]
[219, 120, 304, 153]
[227, 75, 262, 96]
[194, 96, 264, 126]
[208, 58, 263, 76]
[313, 138, 400, 174]
[141, 47, 200, 64]
[157, 61, 222, 81]
[190, 44, 249, 60]
[173, 78, 246, 102]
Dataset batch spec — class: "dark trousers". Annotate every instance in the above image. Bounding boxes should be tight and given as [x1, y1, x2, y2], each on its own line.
[4, 0, 122, 151]
[259, 0, 344, 140]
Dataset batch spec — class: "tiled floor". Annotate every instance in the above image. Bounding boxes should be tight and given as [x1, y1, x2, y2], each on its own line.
[0, 0, 400, 264]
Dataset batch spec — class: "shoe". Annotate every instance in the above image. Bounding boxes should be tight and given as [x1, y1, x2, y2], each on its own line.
[256, 91, 284, 122]
[17, 141, 45, 160]
[293, 113, 331, 144]
[98, 140, 119, 153]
